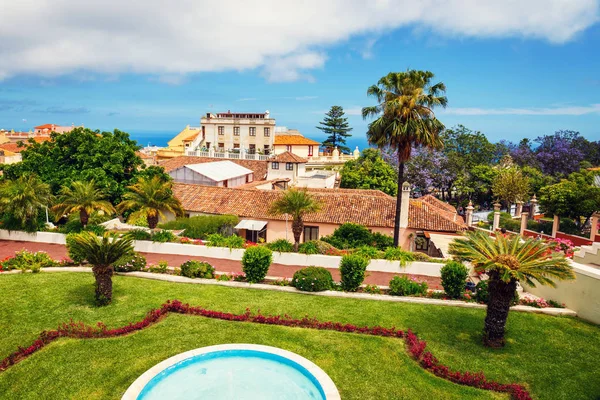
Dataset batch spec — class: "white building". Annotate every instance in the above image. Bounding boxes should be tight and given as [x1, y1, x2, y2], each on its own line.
[197, 111, 276, 155]
[267, 152, 335, 189]
[169, 160, 254, 188]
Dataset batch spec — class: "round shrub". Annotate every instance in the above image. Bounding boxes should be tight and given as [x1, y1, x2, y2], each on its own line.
[312, 240, 337, 255]
[180, 260, 215, 279]
[389, 276, 428, 296]
[113, 252, 147, 272]
[291, 266, 333, 292]
[242, 246, 273, 283]
[339, 254, 369, 292]
[440, 261, 469, 299]
[372, 232, 394, 250]
[298, 241, 319, 255]
[266, 239, 294, 252]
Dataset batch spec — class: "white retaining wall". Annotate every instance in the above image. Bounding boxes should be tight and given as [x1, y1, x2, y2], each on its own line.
[524, 262, 600, 325]
[0, 229, 443, 277]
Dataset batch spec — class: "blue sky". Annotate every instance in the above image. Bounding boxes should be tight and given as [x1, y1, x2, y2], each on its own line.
[1, 1, 599, 148]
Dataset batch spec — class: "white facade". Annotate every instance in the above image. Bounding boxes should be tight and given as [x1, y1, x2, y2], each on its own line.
[199, 111, 276, 155]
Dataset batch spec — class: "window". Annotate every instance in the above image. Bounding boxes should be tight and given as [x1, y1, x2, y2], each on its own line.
[264, 127, 270, 137]
[308, 145, 313, 157]
[249, 127, 256, 136]
[286, 145, 292, 152]
[264, 145, 271, 155]
[218, 126, 224, 135]
[303, 226, 319, 242]
[286, 162, 293, 171]
[234, 127, 240, 136]
[218, 142, 224, 149]
[233, 143, 240, 149]
[249, 144, 256, 153]
[271, 162, 279, 170]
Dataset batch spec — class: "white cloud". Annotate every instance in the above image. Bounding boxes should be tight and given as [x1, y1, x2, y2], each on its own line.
[0, 1, 597, 81]
[236, 98, 258, 102]
[443, 104, 600, 116]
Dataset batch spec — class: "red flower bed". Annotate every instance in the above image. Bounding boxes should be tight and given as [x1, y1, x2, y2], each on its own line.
[0, 300, 531, 399]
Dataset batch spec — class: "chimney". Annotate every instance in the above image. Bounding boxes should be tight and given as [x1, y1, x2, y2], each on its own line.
[399, 182, 410, 228]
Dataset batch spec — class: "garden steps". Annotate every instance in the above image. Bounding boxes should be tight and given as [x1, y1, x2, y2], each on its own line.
[573, 242, 600, 267]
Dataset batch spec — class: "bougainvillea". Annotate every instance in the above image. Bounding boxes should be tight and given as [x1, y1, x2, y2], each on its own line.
[0, 300, 531, 399]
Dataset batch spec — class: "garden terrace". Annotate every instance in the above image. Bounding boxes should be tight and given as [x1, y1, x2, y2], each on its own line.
[1, 272, 599, 399]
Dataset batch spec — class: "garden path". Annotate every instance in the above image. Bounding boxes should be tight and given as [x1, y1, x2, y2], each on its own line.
[0, 240, 442, 289]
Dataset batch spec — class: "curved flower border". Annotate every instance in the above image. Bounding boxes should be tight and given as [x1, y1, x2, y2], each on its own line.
[0, 300, 531, 400]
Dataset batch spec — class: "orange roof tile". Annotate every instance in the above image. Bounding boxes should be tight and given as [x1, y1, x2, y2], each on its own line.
[34, 124, 56, 130]
[173, 184, 466, 232]
[272, 151, 307, 163]
[274, 135, 320, 145]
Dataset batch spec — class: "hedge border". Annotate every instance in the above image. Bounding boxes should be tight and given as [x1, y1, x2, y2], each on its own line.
[0, 300, 530, 400]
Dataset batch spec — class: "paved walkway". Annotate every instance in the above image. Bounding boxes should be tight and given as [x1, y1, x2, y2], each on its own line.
[0, 240, 442, 289]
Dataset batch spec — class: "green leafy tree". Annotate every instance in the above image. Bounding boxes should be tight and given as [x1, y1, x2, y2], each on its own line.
[0, 175, 52, 232]
[269, 188, 322, 252]
[117, 176, 184, 229]
[492, 166, 530, 211]
[340, 149, 397, 195]
[52, 180, 116, 227]
[454, 164, 497, 205]
[2, 128, 144, 203]
[66, 232, 134, 305]
[538, 170, 600, 232]
[449, 231, 574, 347]
[362, 70, 447, 246]
[317, 105, 353, 154]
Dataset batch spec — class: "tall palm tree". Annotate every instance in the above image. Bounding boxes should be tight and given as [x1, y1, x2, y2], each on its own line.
[269, 189, 322, 252]
[362, 70, 447, 246]
[0, 174, 52, 232]
[52, 180, 116, 227]
[117, 176, 184, 229]
[448, 231, 574, 348]
[67, 231, 133, 305]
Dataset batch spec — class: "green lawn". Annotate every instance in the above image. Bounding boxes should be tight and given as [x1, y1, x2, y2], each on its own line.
[1, 273, 599, 399]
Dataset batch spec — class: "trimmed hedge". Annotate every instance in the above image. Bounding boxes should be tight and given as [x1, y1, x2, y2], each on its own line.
[339, 254, 369, 292]
[242, 246, 273, 283]
[291, 266, 333, 292]
[389, 276, 428, 296]
[440, 261, 468, 299]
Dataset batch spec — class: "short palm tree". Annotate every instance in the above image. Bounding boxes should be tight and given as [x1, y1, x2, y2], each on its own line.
[0, 174, 52, 232]
[67, 231, 133, 305]
[269, 189, 322, 252]
[448, 231, 575, 347]
[362, 70, 447, 246]
[117, 176, 184, 229]
[52, 180, 115, 227]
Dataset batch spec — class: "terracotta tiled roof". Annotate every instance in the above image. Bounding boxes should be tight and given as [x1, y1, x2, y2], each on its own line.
[34, 124, 55, 130]
[272, 151, 307, 163]
[306, 187, 391, 198]
[173, 184, 466, 232]
[160, 156, 268, 180]
[0, 136, 51, 153]
[274, 135, 320, 145]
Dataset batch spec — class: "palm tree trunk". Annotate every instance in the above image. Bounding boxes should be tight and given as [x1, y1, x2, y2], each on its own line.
[92, 265, 114, 306]
[80, 209, 89, 227]
[393, 159, 405, 247]
[484, 272, 517, 348]
[147, 214, 159, 229]
[292, 217, 303, 252]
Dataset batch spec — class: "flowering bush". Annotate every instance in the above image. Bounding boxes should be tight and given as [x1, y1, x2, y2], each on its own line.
[291, 266, 333, 292]
[113, 253, 146, 272]
[146, 261, 169, 274]
[180, 237, 203, 245]
[547, 238, 576, 257]
[180, 260, 215, 279]
[1, 250, 58, 271]
[363, 284, 382, 294]
[389, 276, 428, 296]
[0, 299, 532, 400]
[519, 297, 564, 309]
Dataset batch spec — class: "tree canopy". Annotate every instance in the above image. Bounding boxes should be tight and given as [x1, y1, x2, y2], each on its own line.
[317, 106, 353, 154]
[2, 128, 144, 203]
[340, 148, 398, 196]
